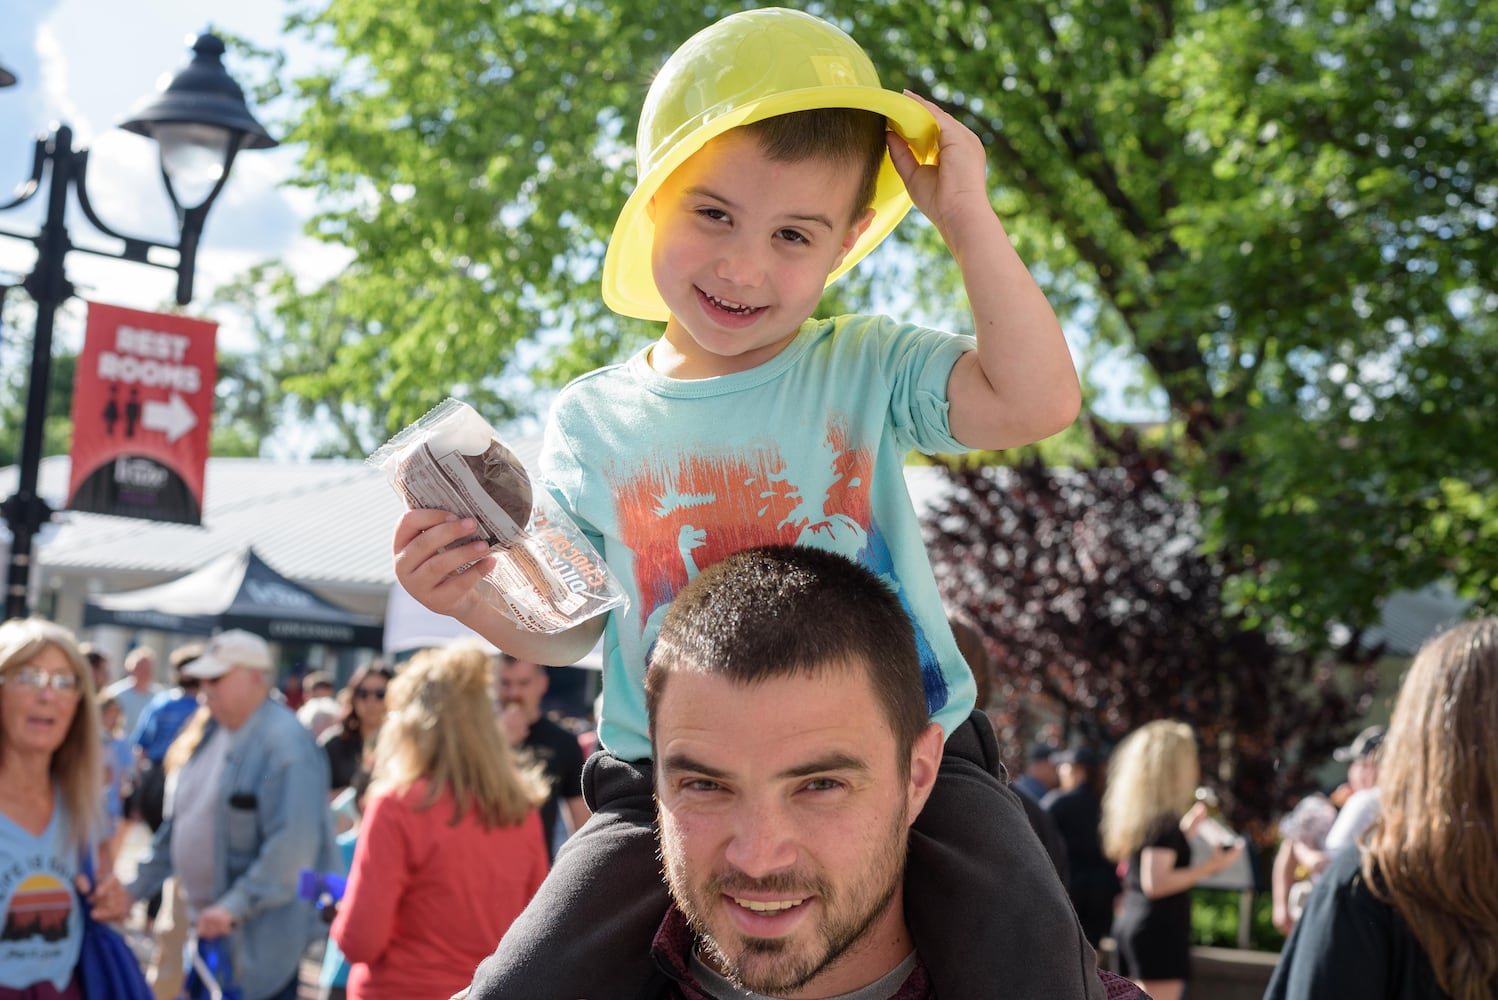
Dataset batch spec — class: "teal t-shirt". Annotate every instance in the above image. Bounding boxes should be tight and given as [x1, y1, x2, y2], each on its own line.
[0, 793, 83, 991]
[541, 313, 979, 761]
[318, 829, 360, 989]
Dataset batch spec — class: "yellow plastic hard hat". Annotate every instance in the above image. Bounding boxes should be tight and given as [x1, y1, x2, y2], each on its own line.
[601, 7, 940, 321]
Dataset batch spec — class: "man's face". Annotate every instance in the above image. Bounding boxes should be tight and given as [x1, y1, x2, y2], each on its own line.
[654, 664, 940, 998]
[1031, 758, 1058, 789]
[498, 657, 547, 722]
[129, 653, 155, 685]
[200, 666, 266, 730]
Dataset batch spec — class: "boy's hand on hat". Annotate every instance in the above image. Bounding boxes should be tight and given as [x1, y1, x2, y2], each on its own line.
[886, 91, 992, 249]
[392, 507, 496, 619]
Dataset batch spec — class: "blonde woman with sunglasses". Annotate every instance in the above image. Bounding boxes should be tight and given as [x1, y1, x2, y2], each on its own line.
[0, 618, 130, 997]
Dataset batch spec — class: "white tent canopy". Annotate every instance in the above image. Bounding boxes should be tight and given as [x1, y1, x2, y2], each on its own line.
[381, 584, 602, 669]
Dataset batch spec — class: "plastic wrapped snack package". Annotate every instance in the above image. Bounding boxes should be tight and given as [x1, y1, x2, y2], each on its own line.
[369, 398, 627, 633]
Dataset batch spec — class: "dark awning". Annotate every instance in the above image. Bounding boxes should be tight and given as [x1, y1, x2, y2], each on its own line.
[83, 546, 384, 648]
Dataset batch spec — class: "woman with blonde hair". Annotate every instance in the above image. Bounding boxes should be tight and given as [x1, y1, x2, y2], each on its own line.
[0, 618, 130, 997]
[330, 642, 550, 1000]
[1267, 617, 1498, 1000]
[1101, 719, 1243, 1000]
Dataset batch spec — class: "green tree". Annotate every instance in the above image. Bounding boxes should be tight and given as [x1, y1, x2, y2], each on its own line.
[265, 1, 708, 445]
[209, 264, 380, 457]
[851, 0, 1498, 640]
[269, 0, 1496, 643]
[0, 293, 75, 465]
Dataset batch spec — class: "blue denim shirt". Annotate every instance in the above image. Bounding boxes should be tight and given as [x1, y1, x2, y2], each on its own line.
[128, 697, 342, 1000]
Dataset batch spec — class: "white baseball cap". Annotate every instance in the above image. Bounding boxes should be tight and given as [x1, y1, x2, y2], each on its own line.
[184, 629, 274, 679]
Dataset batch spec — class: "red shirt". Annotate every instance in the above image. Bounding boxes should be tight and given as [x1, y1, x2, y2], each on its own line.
[331, 780, 548, 1000]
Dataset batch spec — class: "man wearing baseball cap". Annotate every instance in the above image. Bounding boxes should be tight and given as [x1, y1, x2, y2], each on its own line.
[1324, 724, 1384, 856]
[124, 630, 341, 1000]
[1332, 724, 1385, 767]
[1043, 745, 1120, 949]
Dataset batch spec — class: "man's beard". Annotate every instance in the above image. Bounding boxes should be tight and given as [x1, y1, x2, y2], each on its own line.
[661, 811, 908, 996]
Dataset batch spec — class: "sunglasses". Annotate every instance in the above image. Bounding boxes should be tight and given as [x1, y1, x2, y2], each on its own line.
[354, 688, 387, 701]
[200, 667, 247, 687]
[2, 666, 81, 696]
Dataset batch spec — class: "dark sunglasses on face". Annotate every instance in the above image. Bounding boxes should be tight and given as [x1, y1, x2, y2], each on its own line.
[355, 688, 387, 701]
[199, 666, 251, 687]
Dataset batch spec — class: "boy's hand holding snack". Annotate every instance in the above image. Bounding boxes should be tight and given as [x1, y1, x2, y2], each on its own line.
[373, 399, 624, 657]
[392, 508, 497, 620]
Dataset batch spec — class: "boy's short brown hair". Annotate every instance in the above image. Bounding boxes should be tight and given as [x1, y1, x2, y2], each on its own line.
[743, 107, 889, 222]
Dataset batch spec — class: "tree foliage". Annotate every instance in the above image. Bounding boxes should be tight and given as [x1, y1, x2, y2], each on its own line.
[851, 0, 1498, 640]
[264, 0, 716, 444]
[926, 424, 1381, 832]
[1, 294, 75, 465]
[266, 0, 1497, 643]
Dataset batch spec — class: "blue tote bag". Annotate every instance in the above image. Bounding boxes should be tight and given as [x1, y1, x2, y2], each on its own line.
[181, 932, 244, 1000]
[75, 852, 154, 1000]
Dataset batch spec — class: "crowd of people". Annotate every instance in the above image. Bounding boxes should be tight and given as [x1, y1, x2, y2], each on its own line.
[10, 570, 1493, 1000]
[0, 620, 585, 1000]
[5, 7, 1496, 1000]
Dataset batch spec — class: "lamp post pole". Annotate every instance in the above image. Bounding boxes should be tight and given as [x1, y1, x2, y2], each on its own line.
[0, 33, 276, 619]
[1, 126, 77, 620]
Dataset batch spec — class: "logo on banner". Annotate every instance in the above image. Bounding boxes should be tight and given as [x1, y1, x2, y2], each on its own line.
[67, 302, 217, 525]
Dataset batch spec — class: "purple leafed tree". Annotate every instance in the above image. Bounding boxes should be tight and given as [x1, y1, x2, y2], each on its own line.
[923, 421, 1379, 835]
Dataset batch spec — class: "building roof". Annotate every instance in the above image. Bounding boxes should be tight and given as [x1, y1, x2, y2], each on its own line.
[7, 455, 405, 594]
[1360, 584, 1474, 657]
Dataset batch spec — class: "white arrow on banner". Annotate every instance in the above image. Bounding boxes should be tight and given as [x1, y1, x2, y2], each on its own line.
[141, 393, 198, 443]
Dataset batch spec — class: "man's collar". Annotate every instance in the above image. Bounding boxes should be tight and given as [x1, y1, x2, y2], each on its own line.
[650, 904, 700, 991]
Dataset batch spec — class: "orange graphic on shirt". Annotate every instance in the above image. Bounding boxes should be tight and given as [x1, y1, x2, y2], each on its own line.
[2, 874, 73, 943]
[615, 421, 874, 632]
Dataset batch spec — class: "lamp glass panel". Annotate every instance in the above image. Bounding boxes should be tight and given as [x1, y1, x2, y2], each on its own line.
[153, 122, 233, 209]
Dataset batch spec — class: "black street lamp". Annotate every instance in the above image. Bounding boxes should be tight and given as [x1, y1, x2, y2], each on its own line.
[0, 32, 277, 619]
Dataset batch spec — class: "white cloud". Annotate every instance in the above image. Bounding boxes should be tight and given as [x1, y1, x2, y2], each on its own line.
[33, 22, 88, 137]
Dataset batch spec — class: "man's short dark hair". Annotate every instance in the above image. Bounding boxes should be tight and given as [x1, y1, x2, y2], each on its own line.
[743, 108, 888, 221]
[645, 545, 929, 767]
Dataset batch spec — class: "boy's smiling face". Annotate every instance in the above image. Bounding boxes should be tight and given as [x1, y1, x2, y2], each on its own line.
[648, 129, 873, 379]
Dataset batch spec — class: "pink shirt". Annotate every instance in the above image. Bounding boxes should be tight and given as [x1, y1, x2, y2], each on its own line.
[332, 780, 548, 1000]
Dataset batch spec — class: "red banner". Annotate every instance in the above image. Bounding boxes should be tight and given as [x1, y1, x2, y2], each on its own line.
[66, 302, 217, 525]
